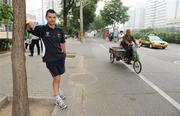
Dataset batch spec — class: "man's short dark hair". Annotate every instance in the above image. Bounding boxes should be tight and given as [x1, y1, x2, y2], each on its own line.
[46, 9, 56, 16]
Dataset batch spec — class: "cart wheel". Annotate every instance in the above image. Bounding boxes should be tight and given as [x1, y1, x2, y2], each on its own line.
[133, 60, 142, 74]
[110, 53, 114, 63]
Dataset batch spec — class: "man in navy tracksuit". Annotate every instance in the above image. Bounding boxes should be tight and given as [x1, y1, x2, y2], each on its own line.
[26, 9, 67, 109]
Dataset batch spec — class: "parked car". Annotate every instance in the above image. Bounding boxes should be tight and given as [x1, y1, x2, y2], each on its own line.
[139, 35, 168, 49]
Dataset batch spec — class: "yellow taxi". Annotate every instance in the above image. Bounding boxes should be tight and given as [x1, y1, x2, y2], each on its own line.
[139, 35, 168, 49]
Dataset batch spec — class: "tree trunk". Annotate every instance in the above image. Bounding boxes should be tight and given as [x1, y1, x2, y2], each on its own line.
[5, 24, 9, 39]
[12, 0, 29, 116]
[63, 11, 68, 33]
[63, 0, 67, 33]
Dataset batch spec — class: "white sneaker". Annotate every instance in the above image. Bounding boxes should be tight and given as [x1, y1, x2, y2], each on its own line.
[55, 98, 68, 110]
[59, 90, 66, 100]
[60, 94, 66, 100]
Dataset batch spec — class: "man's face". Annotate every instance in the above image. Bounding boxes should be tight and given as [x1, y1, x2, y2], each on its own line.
[46, 13, 56, 25]
[126, 30, 131, 36]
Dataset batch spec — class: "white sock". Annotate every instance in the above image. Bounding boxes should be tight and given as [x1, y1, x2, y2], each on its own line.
[59, 89, 64, 95]
[55, 95, 61, 100]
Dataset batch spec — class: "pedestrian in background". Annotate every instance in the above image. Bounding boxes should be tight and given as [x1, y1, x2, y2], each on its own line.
[29, 34, 40, 56]
[24, 31, 30, 50]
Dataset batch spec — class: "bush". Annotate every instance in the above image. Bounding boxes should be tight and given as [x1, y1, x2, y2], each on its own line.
[133, 32, 142, 39]
[158, 32, 180, 44]
[133, 29, 180, 44]
[0, 39, 11, 51]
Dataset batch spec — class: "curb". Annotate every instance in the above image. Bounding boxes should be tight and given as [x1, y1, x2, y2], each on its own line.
[0, 96, 8, 109]
[0, 52, 11, 58]
[0, 96, 57, 116]
[8, 96, 54, 105]
[51, 106, 58, 116]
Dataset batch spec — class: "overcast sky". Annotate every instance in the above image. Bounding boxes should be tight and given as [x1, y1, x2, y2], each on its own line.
[26, 0, 42, 12]
[26, 0, 146, 13]
[95, 0, 146, 15]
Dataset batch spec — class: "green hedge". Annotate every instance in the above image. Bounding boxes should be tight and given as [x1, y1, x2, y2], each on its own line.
[133, 29, 180, 44]
[0, 39, 11, 51]
[158, 32, 180, 44]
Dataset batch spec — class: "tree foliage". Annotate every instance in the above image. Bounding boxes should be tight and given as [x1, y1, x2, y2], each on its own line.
[100, 0, 129, 25]
[90, 16, 106, 30]
[61, 0, 75, 32]
[65, 0, 98, 35]
[0, 0, 12, 24]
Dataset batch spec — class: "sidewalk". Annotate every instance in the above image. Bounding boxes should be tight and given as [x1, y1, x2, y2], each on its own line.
[0, 94, 5, 100]
[0, 39, 81, 97]
[0, 39, 84, 116]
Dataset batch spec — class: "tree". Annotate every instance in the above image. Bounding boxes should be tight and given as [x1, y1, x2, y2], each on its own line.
[66, 0, 98, 35]
[90, 16, 106, 30]
[62, 0, 75, 32]
[100, 0, 129, 26]
[0, 1, 12, 24]
[12, 0, 29, 116]
[83, 1, 97, 31]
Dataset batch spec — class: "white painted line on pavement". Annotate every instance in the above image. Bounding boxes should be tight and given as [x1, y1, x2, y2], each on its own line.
[123, 62, 180, 111]
[99, 44, 106, 49]
[139, 74, 180, 111]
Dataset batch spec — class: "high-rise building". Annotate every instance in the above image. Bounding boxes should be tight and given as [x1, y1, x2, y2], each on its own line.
[27, 0, 61, 25]
[124, 3, 145, 29]
[28, 9, 43, 24]
[43, 0, 61, 14]
[134, 7, 145, 29]
[124, 8, 136, 29]
[145, 0, 166, 28]
[145, 0, 180, 28]
[42, 0, 61, 24]
[166, 0, 180, 27]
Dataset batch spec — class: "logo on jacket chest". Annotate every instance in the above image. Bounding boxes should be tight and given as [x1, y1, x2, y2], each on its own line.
[57, 33, 61, 38]
[45, 32, 50, 37]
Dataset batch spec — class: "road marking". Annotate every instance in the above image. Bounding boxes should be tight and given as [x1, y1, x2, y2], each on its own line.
[123, 62, 180, 111]
[99, 44, 106, 49]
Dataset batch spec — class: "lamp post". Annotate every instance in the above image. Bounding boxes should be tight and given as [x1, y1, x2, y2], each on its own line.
[3, 0, 10, 40]
[78, 0, 90, 41]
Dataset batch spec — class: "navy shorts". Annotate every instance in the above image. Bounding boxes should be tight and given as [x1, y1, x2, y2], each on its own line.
[46, 59, 65, 77]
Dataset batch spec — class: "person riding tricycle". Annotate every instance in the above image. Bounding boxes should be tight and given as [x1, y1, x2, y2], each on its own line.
[109, 29, 142, 74]
[121, 29, 138, 64]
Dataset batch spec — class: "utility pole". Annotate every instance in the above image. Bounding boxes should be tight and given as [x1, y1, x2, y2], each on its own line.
[3, 0, 10, 39]
[80, 0, 84, 41]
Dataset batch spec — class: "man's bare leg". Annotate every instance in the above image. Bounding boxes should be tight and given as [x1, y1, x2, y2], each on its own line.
[53, 75, 67, 109]
[53, 75, 61, 96]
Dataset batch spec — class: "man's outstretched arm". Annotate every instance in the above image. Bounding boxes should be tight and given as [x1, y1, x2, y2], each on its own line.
[26, 21, 44, 38]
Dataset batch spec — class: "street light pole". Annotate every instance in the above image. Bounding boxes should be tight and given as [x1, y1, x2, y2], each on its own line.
[3, 0, 9, 40]
[80, 0, 83, 41]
